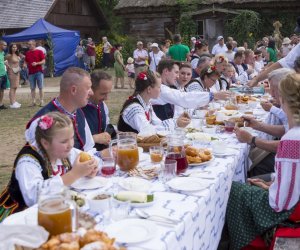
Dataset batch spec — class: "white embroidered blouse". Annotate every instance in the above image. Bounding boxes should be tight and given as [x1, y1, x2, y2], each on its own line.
[122, 95, 176, 134]
[15, 147, 81, 207]
[269, 126, 300, 212]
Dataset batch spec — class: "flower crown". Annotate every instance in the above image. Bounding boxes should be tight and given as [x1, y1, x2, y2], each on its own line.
[138, 72, 147, 81]
[38, 115, 54, 130]
[207, 65, 217, 74]
[216, 55, 225, 64]
[195, 40, 202, 46]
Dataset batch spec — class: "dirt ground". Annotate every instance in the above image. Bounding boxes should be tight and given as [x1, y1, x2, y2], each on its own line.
[0, 72, 132, 190]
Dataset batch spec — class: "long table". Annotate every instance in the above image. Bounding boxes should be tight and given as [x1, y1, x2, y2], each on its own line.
[3, 106, 269, 250]
[82, 135, 252, 250]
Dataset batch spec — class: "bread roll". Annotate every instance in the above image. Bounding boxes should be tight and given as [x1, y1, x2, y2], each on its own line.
[79, 152, 91, 162]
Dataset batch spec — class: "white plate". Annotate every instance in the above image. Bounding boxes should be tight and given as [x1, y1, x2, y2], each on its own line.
[166, 177, 210, 192]
[188, 172, 214, 179]
[157, 130, 170, 137]
[105, 219, 157, 244]
[213, 148, 238, 156]
[119, 177, 152, 192]
[114, 197, 155, 208]
[188, 156, 215, 167]
[186, 132, 211, 142]
[71, 176, 109, 190]
[3, 205, 38, 225]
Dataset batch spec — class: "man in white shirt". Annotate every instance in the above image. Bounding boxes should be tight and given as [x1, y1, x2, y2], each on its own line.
[151, 59, 230, 121]
[133, 41, 148, 75]
[211, 36, 228, 56]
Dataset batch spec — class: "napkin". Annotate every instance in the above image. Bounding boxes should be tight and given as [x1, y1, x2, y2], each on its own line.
[0, 225, 49, 250]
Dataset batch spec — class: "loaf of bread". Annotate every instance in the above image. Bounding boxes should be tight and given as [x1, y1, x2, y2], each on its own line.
[79, 152, 91, 162]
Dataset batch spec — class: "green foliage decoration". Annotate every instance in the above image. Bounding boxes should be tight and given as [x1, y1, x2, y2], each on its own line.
[224, 10, 261, 49]
[177, 0, 198, 45]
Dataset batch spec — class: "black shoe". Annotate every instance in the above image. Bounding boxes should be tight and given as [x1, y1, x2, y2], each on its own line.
[0, 105, 8, 109]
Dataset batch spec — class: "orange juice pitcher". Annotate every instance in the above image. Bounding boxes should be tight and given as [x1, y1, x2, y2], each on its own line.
[38, 188, 77, 237]
[110, 132, 139, 172]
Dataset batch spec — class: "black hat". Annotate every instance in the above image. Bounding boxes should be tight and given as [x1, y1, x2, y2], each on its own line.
[294, 16, 300, 33]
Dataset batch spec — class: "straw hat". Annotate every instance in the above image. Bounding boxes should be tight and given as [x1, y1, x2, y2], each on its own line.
[282, 37, 291, 45]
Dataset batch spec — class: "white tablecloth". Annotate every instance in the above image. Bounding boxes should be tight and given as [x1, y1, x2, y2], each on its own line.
[3, 107, 271, 250]
[82, 135, 251, 250]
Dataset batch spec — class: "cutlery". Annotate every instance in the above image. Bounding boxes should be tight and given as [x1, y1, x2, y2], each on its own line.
[135, 209, 180, 224]
[178, 173, 215, 180]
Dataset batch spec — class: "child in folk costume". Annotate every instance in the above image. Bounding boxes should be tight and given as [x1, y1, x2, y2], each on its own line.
[117, 71, 191, 135]
[0, 112, 98, 222]
[227, 73, 300, 249]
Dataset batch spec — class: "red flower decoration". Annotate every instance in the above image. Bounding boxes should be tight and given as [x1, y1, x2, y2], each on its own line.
[138, 72, 147, 81]
[207, 65, 217, 74]
[195, 40, 202, 46]
[38, 115, 54, 130]
[216, 56, 225, 63]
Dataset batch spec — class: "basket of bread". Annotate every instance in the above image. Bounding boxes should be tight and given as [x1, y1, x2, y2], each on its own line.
[236, 95, 259, 104]
[39, 229, 126, 250]
[185, 146, 213, 165]
[137, 134, 165, 152]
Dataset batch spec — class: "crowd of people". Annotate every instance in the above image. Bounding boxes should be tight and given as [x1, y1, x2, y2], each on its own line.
[0, 17, 300, 249]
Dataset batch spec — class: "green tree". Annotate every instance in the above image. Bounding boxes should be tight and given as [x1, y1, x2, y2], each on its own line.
[225, 10, 261, 49]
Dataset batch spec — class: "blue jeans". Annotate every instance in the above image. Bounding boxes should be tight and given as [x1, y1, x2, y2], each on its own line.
[29, 72, 44, 90]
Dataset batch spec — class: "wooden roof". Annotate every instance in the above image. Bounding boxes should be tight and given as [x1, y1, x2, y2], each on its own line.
[115, 0, 177, 10]
[115, 0, 298, 10]
[0, 0, 56, 29]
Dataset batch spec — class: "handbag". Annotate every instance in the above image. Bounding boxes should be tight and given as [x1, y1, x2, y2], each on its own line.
[12, 66, 21, 74]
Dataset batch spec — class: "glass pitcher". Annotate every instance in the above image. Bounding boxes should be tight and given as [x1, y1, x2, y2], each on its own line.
[38, 187, 77, 237]
[161, 134, 188, 174]
[110, 132, 139, 172]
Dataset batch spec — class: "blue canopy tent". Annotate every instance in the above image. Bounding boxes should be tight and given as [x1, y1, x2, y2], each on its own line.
[3, 18, 80, 76]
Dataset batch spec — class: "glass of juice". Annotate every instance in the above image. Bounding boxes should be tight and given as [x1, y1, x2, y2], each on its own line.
[165, 152, 188, 174]
[149, 146, 164, 163]
[101, 157, 116, 177]
[224, 120, 235, 133]
[38, 188, 76, 237]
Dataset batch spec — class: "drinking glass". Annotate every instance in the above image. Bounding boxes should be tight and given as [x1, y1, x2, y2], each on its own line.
[224, 120, 235, 133]
[158, 159, 177, 182]
[110, 198, 130, 222]
[149, 146, 164, 163]
[101, 157, 116, 177]
[38, 187, 77, 237]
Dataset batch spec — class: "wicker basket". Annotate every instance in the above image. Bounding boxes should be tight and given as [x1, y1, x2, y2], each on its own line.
[137, 134, 165, 152]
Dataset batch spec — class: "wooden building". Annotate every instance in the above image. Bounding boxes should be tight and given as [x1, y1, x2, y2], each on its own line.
[114, 0, 300, 46]
[0, 0, 108, 40]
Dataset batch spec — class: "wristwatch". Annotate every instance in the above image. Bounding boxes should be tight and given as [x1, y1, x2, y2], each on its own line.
[250, 136, 257, 147]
